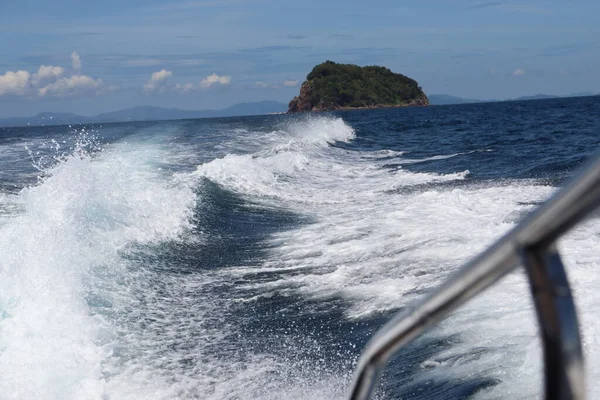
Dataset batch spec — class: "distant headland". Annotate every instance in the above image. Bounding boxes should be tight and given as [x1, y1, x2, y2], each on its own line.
[288, 61, 429, 113]
[0, 101, 288, 128]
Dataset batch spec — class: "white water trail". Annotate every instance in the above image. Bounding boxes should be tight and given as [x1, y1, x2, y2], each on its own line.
[0, 140, 196, 399]
[195, 115, 469, 205]
[2, 114, 597, 399]
[195, 115, 600, 398]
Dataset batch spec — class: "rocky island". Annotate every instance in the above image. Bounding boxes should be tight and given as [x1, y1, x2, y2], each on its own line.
[288, 61, 429, 112]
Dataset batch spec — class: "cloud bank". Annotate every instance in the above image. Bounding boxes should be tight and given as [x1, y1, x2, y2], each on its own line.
[38, 75, 103, 97]
[144, 70, 231, 94]
[0, 51, 105, 98]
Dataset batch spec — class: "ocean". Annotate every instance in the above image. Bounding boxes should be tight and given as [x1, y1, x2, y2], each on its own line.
[0, 96, 599, 399]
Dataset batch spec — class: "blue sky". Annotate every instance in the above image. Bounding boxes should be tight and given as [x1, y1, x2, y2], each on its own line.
[0, 0, 599, 116]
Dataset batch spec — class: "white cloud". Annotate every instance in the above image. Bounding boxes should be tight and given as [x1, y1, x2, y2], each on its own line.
[174, 83, 196, 92]
[144, 69, 173, 93]
[200, 73, 231, 88]
[283, 79, 299, 87]
[144, 69, 229, 94]
[0, 70, 31, 96]
[32, 65, 65, 86]
[0, 51, 109, 98]
[38, 75, 103, 97]
[71, 51, 82, 71]
[512, 68, 526, 76]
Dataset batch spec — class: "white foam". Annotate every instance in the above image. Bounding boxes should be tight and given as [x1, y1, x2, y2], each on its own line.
[1, 118, 362, 399]
[0, 140, 196, 399]
[196, 115, 469, 206]
[3, 113, 596, 399]
[360, 149, 406, 159]
[389, 149, 493, 165]
[194, 115, 600, 396]
[214, 136, 600, 398]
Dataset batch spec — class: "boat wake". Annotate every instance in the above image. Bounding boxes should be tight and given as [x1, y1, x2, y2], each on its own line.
[0, 113, 599, 399]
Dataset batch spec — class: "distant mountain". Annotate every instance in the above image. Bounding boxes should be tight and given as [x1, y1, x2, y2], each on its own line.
[94, 101, 288, 122]
[0, 100, 288, 128]
[0, 112, 91, 127]
[94, 106, 199, 123]
[429, 92, 598, 106]
[428, 94, 484, 105]
[566, 91, 597, 98]
[512, 94, 559, 101]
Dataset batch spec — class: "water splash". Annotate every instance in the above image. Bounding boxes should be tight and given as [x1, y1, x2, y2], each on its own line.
[0, 135, 196, 399]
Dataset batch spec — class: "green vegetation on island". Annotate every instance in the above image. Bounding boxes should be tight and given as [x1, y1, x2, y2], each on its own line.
[288, 61, 429, 112]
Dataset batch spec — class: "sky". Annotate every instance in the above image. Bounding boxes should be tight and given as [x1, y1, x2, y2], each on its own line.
[0, 0, 599, 116]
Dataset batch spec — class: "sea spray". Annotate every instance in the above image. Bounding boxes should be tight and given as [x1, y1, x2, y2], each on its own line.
[0, 136, 196, 399]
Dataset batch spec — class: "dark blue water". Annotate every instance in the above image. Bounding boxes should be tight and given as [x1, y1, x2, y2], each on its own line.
[0, 96, 599, 399]
[341, 97, 599, 180]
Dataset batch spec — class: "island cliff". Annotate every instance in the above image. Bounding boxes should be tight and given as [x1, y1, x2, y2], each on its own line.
[288, 61, 429, 112]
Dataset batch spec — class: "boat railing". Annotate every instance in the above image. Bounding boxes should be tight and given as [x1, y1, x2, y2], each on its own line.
[349, 154, 600, 400]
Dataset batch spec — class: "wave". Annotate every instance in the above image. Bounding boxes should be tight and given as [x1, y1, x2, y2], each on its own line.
[222, 176, 591, 398]
[192, 115, 600, 397]
[2, 114, 598, 399]
[0, 137, 197, 399]
[381, 149, 494, 169]
[0, 124, 353, 399]
[195, 115, 469, 206]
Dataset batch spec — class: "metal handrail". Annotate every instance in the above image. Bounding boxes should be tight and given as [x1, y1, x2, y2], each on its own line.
[349, 154, 600, 400]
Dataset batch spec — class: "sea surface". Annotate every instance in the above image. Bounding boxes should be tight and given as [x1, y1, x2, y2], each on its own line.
[0, 96, 599, 399]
